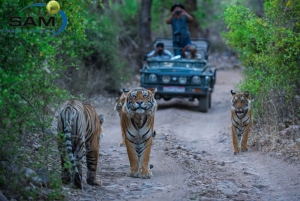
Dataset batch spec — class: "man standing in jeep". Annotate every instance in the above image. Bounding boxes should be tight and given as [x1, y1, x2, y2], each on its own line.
[166, 3, 194, 56]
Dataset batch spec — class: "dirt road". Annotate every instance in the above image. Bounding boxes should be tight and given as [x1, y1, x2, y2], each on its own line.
[68, 69, 300, 201]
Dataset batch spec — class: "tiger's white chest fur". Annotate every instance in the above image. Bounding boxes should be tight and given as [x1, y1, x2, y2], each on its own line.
[231, 101, 251, 145]
[126, 114, 152, 158]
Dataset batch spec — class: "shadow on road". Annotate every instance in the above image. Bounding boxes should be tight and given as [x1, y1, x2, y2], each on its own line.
[156, 98, 199, 112]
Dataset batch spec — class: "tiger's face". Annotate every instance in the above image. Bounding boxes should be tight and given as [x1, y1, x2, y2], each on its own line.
[114, 89, 129, 116]
[231, 90, 250, 118]
[125, 88, 157, 116]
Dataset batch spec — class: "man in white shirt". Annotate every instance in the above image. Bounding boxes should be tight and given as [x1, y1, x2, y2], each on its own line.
[147, 42, 174, 59]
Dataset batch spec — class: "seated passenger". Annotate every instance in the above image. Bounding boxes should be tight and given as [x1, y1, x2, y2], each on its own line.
[147, 42, 174, 59]
[181, 44, 202, 60]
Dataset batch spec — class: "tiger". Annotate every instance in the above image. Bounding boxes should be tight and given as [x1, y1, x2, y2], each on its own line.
[230, 90, 252, 155]
[114, 89, 129, 146]
[114, 89, 157, 147]
[119, 87, 157, 178]
[57, 100, 104, 189]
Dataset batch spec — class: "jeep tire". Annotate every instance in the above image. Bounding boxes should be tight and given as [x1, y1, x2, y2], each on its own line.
[198, 95, 209, 113]
[208, 92, 212, 108]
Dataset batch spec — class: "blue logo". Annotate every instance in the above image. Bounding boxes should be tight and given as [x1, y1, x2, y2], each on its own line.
[5, 2, 68, 37]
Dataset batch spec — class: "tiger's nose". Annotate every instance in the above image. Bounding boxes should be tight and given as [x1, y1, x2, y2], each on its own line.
[136, 100, 143, 105]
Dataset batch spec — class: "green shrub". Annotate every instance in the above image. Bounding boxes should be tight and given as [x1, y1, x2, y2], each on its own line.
[223, 0, 300, 124]
[0, 0, 88, 199]
[223, 1, 300, 159]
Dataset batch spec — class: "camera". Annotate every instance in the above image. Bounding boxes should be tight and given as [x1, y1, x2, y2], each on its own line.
[175, 10, 182, 15]
[174, 31, 181, 43]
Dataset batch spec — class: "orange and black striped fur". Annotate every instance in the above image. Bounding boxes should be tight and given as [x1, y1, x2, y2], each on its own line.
[57, 100, 104, 189]
[115, 89, 157, 147]
[231, 90, 252, 155]
[114, 89, 129, 146]
[119, 87, 157, 178]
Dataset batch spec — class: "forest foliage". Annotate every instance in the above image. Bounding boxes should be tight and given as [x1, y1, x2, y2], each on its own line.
[223, 0, 300, 124]
[0, 0, 129, 199]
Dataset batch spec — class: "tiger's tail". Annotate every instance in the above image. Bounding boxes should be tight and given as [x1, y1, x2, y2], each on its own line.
[58, 103, 85, 189]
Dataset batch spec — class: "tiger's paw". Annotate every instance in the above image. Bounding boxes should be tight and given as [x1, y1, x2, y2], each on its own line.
[139, 170, 152, 179]
[241, 147, 248, 152]
[87, 178, 102, 186]
[74, 173, 83, 189]
[61, 172, 71, 184]
[127, 171, 139, 178]
[233, 148, 240, 155]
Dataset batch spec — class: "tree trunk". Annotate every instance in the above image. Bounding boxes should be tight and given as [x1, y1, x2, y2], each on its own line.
[256, 0, 264, 17]
[139, 0, 153, 68]
[184, 0, 199, 38]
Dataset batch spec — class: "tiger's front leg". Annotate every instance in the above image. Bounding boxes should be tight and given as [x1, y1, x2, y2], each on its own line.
[125, 139, 139, 177]
[241, 123, 251, 152]
[119, 127, 126, 147]
[231, 125, 240, 155]
[139, 137, 153, 179]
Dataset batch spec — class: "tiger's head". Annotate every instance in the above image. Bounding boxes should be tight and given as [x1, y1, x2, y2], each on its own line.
[124, 87, 157, 117]
[114, 89, 129, 116]
[231, 90, 251, 118]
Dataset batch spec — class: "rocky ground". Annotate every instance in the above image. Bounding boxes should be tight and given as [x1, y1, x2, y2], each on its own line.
[63, 55, 300, 201]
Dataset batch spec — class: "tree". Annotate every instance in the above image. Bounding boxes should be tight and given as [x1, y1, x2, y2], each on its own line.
[139, 0, 153, 65]
[184, 0, 200, 38]
[256, 0, 264, 17]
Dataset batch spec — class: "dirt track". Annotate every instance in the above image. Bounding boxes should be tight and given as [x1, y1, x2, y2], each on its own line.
[68, 69, 300, 201]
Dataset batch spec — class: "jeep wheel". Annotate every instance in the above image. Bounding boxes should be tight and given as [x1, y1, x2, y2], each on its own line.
[198, 95, 209, 113]
[208, 92, 212, 108]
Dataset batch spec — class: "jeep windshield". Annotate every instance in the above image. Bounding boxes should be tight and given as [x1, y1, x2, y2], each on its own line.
[147, 59, 205, 69]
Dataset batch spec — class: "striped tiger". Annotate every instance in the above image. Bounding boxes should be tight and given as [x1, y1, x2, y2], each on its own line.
[114, 89, 157, 147]
[57, 100, 104, 189]
[120, 87, 157, 178]
[114, 89, 129, 146]
[231, 90, 252, 155]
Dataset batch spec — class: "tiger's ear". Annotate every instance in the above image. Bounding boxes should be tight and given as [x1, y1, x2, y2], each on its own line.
[149, 88, 157, 94]
[98, 114, 105, 125]
[244, 91, 249, 98]
[231, 90, 236, 95]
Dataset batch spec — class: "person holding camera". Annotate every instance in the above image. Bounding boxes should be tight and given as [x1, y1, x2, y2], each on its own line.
[147, 42, 173, 59]
[166, 3, 194, 56]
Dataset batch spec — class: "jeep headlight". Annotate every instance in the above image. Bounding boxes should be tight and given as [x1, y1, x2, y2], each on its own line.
[179, 76, 187, 84]
[205, 76, 211, 85]
[192, 76, 201, 84]
[148, 74, 157, 83]
[162, 75, 170, 83]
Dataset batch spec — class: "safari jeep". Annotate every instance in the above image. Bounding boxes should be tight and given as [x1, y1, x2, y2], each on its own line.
[140, 38, 216, 112]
